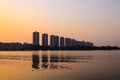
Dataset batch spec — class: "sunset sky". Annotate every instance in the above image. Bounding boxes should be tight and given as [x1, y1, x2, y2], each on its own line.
[0, 0, 120, 46]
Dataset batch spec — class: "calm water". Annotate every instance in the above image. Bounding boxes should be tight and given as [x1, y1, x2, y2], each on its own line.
[0, 51, 120, 80]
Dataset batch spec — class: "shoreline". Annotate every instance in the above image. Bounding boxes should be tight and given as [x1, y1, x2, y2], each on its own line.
[0, 49, 120, 51]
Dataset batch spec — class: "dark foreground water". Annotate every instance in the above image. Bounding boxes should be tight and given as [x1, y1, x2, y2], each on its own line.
[0, 51, 120, 80]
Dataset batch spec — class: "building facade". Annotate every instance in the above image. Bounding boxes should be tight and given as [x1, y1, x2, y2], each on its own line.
[50, 35, 55, 47]
[33, 32, 39, 45]
[42, 33, 48, 46]
[50, 35, 59, 47]
[65, 38, 72, 47]
[60, 37, 64, 47]
[54, 36, 59, 47]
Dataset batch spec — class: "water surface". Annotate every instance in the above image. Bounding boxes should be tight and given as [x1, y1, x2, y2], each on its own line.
[0, 51, 120, 80]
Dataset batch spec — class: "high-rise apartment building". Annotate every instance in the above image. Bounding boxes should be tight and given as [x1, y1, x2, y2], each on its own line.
[55, 36, 59, 47]
[60, 37, 64, 47]
[42, 33, 48, 46]
[33, 32, 39, 45]
[50, 35, 55, 47]
[65, 38, 72, 47]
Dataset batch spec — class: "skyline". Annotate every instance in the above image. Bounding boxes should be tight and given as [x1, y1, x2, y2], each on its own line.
[0, 31, 95, 50]
[0, 0, 120, 46]
[32, 31, 94, 47]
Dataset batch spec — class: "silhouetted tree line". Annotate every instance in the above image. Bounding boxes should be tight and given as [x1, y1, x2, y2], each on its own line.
[22, 45, 120, 50]
[0, 42, 119, 51]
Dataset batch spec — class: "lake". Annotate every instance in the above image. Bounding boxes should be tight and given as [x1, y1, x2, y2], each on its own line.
[0, 50, 120, 80]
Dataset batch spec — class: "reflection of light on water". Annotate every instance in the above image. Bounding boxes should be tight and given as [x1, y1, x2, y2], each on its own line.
[32, 51, 94, 71]
[0, 55, 31, 61]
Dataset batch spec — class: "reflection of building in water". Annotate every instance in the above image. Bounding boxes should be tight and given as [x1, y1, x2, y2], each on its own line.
[41, 51, 70, 70]
[31, 52, 73, 70]
[32, 51, 87, 70]
[42, 53, 49, 69]
[32, 52, 40, 69]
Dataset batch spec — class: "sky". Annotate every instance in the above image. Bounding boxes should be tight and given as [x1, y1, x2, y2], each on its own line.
[0, 0, 120, 46]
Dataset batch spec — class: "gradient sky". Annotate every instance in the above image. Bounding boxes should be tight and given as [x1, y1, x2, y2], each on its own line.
[0, 0, 120, 46]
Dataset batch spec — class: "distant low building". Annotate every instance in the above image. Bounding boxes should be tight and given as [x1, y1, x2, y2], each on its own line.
[84, 42, 94, 47]
[77, 41, 85, 47]
[23, 43, 33, 49]
[0, 42, 23, 50]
